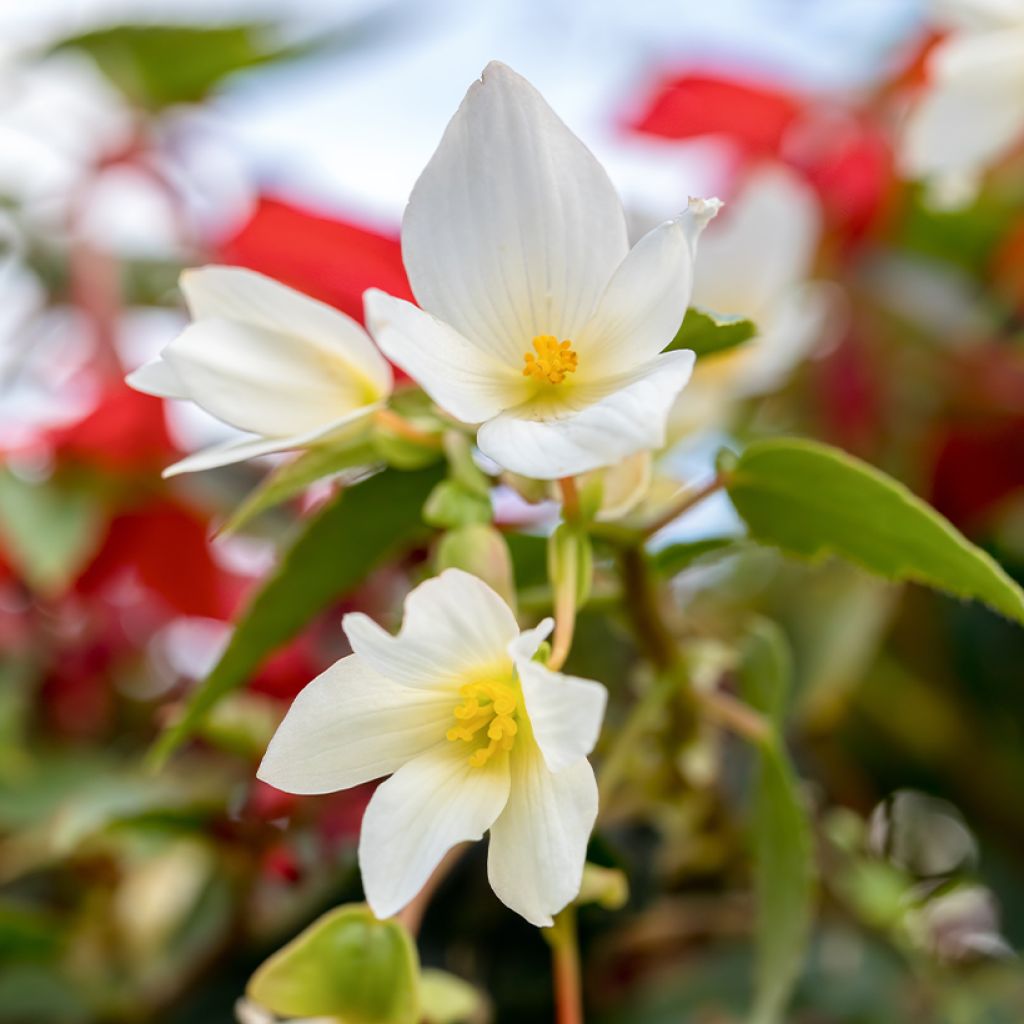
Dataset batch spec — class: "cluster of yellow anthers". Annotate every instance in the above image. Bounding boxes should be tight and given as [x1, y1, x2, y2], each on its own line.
[522, 334, 579, 385]
[447, 680, 520, 768]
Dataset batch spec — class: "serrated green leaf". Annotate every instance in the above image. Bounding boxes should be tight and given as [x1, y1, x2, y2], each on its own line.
[248, 905, 419, 1023]
[148, 466, 441, 767]
[218, 440, 378, 537]
[740, 620, 814, 1024]
[51, 24, 302, 110]
[666, 307, 757, 358]
[0, 470, 104, 597]
[726, 438, 1024, 624]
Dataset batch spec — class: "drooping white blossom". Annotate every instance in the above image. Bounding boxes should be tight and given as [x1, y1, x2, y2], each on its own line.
[258, 569, 607, 927]
[127, 266, 393, 476]
[365, 61, 720, 481]
[901, 0, 1024, 204]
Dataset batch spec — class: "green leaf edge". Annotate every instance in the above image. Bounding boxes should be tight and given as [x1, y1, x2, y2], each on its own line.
[726, 437, 1024, 626]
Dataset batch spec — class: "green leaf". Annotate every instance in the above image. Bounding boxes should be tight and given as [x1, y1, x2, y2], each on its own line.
[149, 466, 441, 767]
[0, 470, 104, 597]
[652, 536, 741, 578]
[51, 24, 302, 110]
[740, 620, 814, 1024]
[725, 438, 1024, 624]
[248, 905, 419, 1023]
[419, 969, 484, 1024]
[218, 440, 378, 537]
[899, 184, 1015, 273]
[666, 307, 757, 359]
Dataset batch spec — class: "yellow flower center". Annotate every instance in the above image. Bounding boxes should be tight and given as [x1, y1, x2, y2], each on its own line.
[446, 680, 519, 768]
[522, 335, 578, 385]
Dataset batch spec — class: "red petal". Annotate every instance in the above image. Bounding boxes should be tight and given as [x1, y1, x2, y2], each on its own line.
[215, 196, 413, 324]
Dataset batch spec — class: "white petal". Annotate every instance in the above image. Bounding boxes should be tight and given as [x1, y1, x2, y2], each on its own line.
[477, 351, 694, 479]
[160, 403, 381, 478]
[726, 282, 834, 399]
[581, 198, 721, 373]
[364, 289, 526, 424]
[932, 0, 1024, 30]
[181, 266, 392, 395]
[592, 452, 653, 521]
[359, 742, 510, 918]
[514, 658, 606, 773]
[507, 618, 554, 664]
[402, 61, 629, 367]
[692, 166, 821, 322]
[343, 569, 521, 690]
[487, 744, 597, 927]
[125, 356, 189, 399]
[257, 654, 454, 795]
[162, 318, 381, 438]
[901, 30, 1024, 182]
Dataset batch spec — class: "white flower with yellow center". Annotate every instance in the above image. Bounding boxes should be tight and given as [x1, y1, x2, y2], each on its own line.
[901, 0, 1024, 204]
[365, 61, 720, 481]
[127, 267, 393, 477]
[258, 569, 607, 927]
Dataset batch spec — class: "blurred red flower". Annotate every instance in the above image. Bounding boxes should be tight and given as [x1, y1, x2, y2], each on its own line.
[45, 382, 176, 474]
[216, 196, 414, 324]
[627, 70, 892, 241]
[76, 498, 224, 618]
[629, 72, 801, 157]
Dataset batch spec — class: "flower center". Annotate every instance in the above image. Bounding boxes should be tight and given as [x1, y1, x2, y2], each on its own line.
[446, 680, 519, 768]
[522, 335, 578, 385]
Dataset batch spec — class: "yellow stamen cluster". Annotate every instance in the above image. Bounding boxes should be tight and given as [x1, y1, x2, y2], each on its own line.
[446, 680, 519, 768]
[523, 335, 578, 385]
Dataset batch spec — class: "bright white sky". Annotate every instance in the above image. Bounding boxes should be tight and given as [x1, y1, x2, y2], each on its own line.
[0, 0, 924, 226]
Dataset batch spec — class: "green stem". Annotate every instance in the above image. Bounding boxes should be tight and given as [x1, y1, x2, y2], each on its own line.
[597, 546, 697, 808]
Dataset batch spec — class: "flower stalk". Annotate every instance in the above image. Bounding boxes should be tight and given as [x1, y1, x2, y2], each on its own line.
[548, 905, 584, 1024]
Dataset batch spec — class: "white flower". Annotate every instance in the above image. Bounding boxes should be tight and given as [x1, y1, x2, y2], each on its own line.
[258, 569, 607, 927]
[901, 0, 1024, 204]
[673, 164, 829, 433]
[127, 266, 392, 477]
[365, 61, 720, 481]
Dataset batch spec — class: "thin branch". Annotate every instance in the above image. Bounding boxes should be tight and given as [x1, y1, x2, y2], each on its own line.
[695, 689, 772, 745]
[640, 472, 727, 539]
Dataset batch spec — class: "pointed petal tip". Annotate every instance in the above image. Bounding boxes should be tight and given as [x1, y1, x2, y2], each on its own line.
[687, 196, 724, 228]
[479, 59, 518, 83]
[123, 366, 147, 394]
